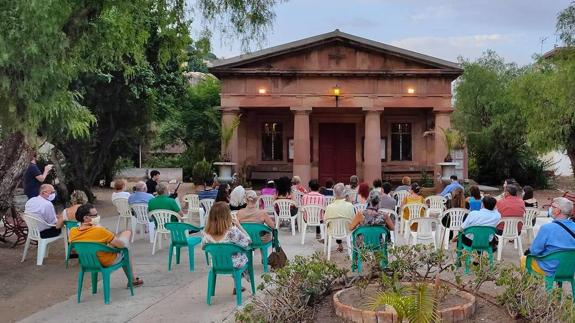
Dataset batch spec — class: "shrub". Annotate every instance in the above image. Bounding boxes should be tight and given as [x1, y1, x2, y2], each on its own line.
[192, 158, 213, 184]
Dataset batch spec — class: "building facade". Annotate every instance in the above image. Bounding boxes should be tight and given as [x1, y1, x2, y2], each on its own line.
[209, 30, 465, 188]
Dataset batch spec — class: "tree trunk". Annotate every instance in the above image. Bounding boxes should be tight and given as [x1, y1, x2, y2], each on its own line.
[0, 132, 33, 215]
[566, 146, 575, 182]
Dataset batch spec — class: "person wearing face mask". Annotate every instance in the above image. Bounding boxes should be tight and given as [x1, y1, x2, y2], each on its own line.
[69, 203, 143, 287]
[24, 184, 64, 238]
[521, 197, 575, 276]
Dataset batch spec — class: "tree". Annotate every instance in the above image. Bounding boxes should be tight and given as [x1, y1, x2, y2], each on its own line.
[452, 51, 549, 186]
[513, 2, 575, 178]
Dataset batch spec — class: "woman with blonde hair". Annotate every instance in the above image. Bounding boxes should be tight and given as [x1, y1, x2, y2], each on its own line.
[237, 190, 275, 242]
[62, 190, 88, 221]
[202, 201, 252, 294]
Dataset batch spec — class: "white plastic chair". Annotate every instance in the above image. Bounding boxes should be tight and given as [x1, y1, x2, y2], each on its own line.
[353, 203, 367, 215]
[183, 194, 205, 227]
[231, 210, 238, 221]
[347, 190, 358, 204]
[324, 196, 335, 207]
[408, 217, 438, 249]
[401, 203, 428, 238]
[378, 208, 398, 245]
[496, 217, 524, 261]
[130, 203, 153, 242]
[425, 195, 447, 218]
[523, 208, 539, 243]
[440, 208, 469, 250]
[21, 213, 65, 265]
[149, 209, 180, 255]
[300, 204, 325, 245]
[324, 216, 352, 260]
[113, 198, 133, 234]
[292, 189, 305, 233]
[273, 199, 298, 236]
[200, 198, 215, 220]
[258, 195, 275, 215]
[391, 190, 410, 214]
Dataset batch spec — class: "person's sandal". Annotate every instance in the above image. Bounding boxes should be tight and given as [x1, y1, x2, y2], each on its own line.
[232, 287, 246, 295]
[128, 277, 144, 288]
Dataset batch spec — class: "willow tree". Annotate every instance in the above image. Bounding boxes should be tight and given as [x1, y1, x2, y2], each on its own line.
[0, 0, 286, 211]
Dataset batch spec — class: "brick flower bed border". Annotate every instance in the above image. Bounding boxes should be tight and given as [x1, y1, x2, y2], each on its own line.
[333, 285, 476, 323]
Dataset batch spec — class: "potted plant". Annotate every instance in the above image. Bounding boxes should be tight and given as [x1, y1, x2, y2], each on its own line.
[439, 128, 463, 162]
[214, 114, 241, 184]
[419, 170, 435, 197]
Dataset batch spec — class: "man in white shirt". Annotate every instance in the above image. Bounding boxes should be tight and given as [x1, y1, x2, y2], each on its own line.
[24, 184, 63, 238]
[324, 183, 355, 252]
[457, 195, 501, 249]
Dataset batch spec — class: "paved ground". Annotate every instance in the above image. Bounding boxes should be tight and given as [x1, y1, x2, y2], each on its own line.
[4, 185, 555, 323]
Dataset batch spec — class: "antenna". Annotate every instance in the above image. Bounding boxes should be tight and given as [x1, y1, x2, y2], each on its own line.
[539, 36, 548, 54]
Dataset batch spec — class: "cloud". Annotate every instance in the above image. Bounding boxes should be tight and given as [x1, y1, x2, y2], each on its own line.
[332, 17, 380, 29]
[390, 34, 517, 61]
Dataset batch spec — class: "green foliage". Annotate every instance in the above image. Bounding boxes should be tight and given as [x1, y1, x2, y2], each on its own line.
[453, 51, 550, 187]
[221, 114, 241, 159]
[557, 1, 575, 46]
[420, 171, 434, 188]
[144, 154, 181, 168]
[192, 158, 213, 184]
[112, 157, 134, 177]
[235, 253, 346, 322]
[387, 244, 450, 281]
[367, 283, 438, 323]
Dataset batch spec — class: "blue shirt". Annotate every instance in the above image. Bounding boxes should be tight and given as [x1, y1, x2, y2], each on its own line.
[530, 219, 575, 276]
[461, 208, 501, 241]
[198, 189, 218, 200]
[440, 181, 464, 197]
[468, 197, 482, 211]
[128, 191, 154, 205]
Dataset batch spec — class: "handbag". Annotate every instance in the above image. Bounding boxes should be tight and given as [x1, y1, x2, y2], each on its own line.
[268, 246, 288, 270]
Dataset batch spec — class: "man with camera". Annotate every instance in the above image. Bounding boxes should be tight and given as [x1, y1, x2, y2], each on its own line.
[24, 153, 54, 199]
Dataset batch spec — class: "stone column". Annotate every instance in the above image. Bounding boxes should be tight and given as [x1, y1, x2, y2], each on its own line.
[363, 109, 382, 184]
[434, 110, 451, 190]
[221, 107, 240, 164]
[291, 107, 312, 186]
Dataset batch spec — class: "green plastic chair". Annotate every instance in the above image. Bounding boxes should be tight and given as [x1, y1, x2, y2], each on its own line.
[456, 226, 496, 274]
[64, 220, 80, 268]
[203, 243, 256, 306]
[164, 222, 203, 271]
[241, 223, 274, 272]
[70, 242, 134, 304]
[351, 226, 389, 273]
[526, 249, 575, 302]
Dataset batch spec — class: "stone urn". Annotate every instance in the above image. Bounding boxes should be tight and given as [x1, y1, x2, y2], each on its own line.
[213, 162, 237, 184]
[437, 162, 459, 184]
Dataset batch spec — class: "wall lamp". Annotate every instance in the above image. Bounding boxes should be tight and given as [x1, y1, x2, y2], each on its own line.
[332, 85, 341, 107]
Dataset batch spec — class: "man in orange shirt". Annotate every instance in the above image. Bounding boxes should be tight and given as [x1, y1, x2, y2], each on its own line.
[69, 204, 143, 287]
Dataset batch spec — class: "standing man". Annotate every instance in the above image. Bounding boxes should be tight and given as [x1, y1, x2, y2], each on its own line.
[146, 170, 160, 195]
[23, 153, 53, 199]
[24, 184, 63, 238]
[324, 183, 355, 252]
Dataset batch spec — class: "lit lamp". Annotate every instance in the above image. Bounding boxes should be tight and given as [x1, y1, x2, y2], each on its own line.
[258, 88, 267, 94]
[407, 88, 415, 94]
[332, 85, 341, 107]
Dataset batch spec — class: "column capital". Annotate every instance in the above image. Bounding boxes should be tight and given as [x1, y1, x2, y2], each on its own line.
[362, 107, 384, 112]
[220, 106, 241, 114]
[290, 106, 313, 113]
[432, 107, 453, 113]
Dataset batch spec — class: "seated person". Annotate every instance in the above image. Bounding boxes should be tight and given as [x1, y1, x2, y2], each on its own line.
[455, 195, 501, 251]
[521, 197, 575, 276]
[237, 190, 276, 243]
[372, 179, 383, 193]
[466, 185, 482, 211]
[402, 183, 426, 231]
[356, 182, 369, 205]
[349, 190, 395, 246]
[496, 184, 525, 234]
[62, 190, 88, 221]
[111, 179, 131, 201]
[378, 182, 397, 211]
[439, 175, 464, 197]
[216, 183, 230, 203]
[395, 176, 411, 192]
[291, 176, 307, 194]
[274, 176, 298, 216]
[69, 204, 143, 287]
[302, 179, 326, 240]
[230, 185, 247, 211]
[325, 183, 355, 252]
[202, 201, 251, 294]
[319, 179, 334, 196]
[24, 184, 64, 238]
[148, 183, 184, 222]
[129, 181, 154, 205]
[260, 180, 276, 196]
[197, 177, 218, 200]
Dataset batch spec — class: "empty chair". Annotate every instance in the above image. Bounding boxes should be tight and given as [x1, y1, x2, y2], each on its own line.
[324, 217, 352, 260]
[425, 195, 447, 218]
[131, 203, 152, 242]
[300, 204, 325, 245]
[149, 210, 180, 255]
[353, 203, 367, 215]
[391, 190, 410, 214]
[440, 208, 469, 250]
[291, 189, 304, 207]
[113, 198, 133, 234]
[401, 203, 428, 239]
[408, 217, 438, 249]
[496, 217, 524, 261]
[273, 199, 298, 236]
[164, 222, 203, 272]
[258, 195, 275, 215]
[378, 208, 398, 245]
[200, 198, 215, 220]
[523, 208, 540, 243]
[21, 213, 65, 265]
[183, 194, 205, 227]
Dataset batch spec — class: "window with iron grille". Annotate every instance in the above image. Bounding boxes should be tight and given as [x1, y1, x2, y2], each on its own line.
[391, 123, 412, 161]
[262, 122, 283, 161]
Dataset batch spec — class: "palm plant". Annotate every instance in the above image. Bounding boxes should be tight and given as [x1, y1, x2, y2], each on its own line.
[220, 114, 241, 161]
[440, 127, 464, 162]
[367, 282, 439, 323]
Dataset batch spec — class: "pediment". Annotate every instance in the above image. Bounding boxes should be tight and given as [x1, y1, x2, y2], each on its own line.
[210, 30, 462, 75]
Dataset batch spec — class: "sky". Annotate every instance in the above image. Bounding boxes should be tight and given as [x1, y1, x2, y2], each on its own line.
[192, 0, 572, 66]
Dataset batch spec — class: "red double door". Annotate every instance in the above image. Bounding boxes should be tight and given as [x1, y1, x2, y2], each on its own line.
[318, 123, 356, 186]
